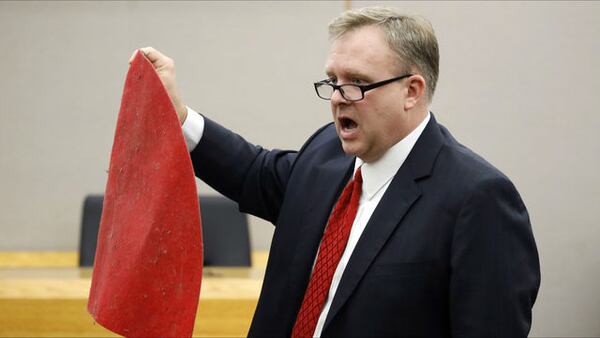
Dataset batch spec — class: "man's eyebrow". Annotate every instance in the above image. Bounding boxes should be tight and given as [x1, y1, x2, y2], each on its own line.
[348, 71, 371, 80]
[325, 70, 372, 81]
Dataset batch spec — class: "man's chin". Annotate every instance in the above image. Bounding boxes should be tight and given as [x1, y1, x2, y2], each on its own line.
[340, 141, 362, 158]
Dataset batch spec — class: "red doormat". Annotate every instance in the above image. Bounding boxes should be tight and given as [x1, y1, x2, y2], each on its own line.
[88, 51, 203, 337]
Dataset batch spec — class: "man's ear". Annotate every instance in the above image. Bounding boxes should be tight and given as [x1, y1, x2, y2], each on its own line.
[404, 75, 426, 110]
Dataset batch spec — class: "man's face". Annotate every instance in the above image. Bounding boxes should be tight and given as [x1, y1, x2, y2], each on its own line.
[325, 25, 413, 163]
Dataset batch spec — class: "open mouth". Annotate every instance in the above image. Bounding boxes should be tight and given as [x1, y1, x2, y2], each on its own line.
[339, 116, 358, 131]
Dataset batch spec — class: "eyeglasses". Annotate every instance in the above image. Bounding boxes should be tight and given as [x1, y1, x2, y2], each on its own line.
[314, 73, 413, 102]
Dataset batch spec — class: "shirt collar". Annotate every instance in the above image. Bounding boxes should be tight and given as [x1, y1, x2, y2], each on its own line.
[354, 112, 431, 200]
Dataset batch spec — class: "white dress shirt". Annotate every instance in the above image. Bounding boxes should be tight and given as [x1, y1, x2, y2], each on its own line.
[182, 108, 431, 337]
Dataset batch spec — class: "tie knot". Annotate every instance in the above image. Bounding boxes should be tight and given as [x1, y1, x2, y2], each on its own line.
[354, 166, 363, 185]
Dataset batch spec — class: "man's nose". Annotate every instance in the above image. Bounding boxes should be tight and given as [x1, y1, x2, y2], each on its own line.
[330, 88, 348, 106]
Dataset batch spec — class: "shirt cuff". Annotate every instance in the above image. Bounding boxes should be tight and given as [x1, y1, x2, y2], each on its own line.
[181, 106, 205, 152]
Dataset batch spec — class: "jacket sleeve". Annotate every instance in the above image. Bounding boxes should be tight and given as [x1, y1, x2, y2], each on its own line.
[449, 175, 541, 337]
[189, 116, 297, 224]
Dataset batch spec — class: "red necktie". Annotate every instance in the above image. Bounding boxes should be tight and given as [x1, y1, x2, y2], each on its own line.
[292, 167, 363, 338]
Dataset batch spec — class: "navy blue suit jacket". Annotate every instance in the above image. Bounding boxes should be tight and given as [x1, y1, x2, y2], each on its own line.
[191, 114, 540, 337]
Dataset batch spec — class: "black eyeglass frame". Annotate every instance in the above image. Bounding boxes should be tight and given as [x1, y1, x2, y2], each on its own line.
[314, 73, 413, 102]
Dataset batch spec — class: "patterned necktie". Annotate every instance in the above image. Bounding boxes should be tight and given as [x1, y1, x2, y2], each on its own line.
[291, 167, 363, 338]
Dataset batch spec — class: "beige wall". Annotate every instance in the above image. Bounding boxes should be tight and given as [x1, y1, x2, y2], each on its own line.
[1, 1, 599, 336]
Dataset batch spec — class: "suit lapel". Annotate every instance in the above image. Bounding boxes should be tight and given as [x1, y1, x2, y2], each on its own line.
[288, 154, 355, 300]
[323, 114, 446, 330]
[323, 165, 421, 329]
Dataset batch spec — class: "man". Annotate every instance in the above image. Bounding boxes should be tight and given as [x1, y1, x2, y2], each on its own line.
[137, 6, 540, 337]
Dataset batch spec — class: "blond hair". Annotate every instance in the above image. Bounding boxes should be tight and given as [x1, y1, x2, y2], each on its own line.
[329, 7, 439, 102]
